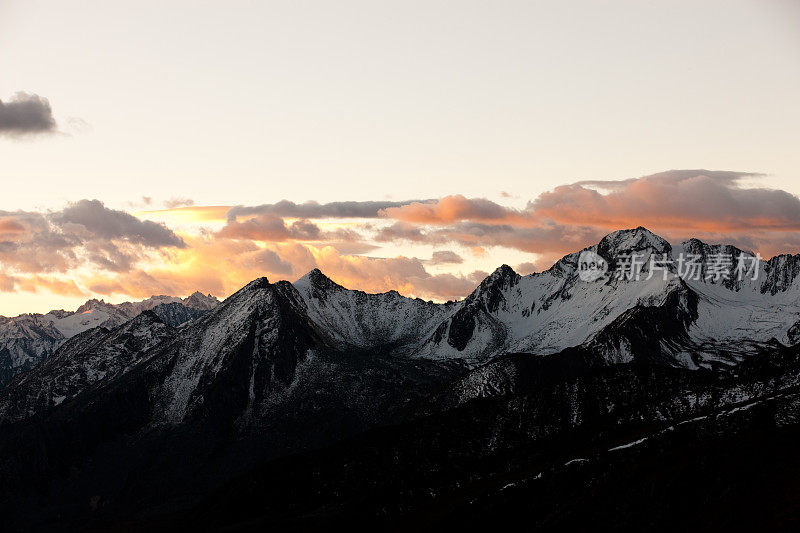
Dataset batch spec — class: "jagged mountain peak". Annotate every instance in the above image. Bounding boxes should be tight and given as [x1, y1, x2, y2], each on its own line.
[195, 276, 306, 329]
[470, 264, 520, 298]
[680, 237, 751, 257]
[75, 298, 110, 314]
[761, 253, 800, 295]
[126, 309, 161, 325]
[150, 273, 324, 425]
[1, 289, 220, 387]
[6, 235, 800, 528]
[0, 307, 176, 426]
[7, 226, 800, 398]
[547, 227, 671, 279]
[295, 268, 344, 294]
[183, 291, 219, 311]
[598, 226, 671, 257]
[487, 264, 518, 282]
[241, 276, 271, 291]
[45, 309, 72, 319]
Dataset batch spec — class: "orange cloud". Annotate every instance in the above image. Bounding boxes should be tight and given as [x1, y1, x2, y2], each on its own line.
[217, 214, 321, 241]
[376, 170, 800, 258]
[529, 170, 794, 232]
[381, 195, 523, 225]
[7, 170, 800, 308]
[0, 218, 26, 236]
[13, 276, 86, 297]
[0, 272, 16, 292]
[78, 235, 481, 303]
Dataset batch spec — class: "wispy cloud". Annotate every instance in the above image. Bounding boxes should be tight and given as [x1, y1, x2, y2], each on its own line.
[227, 199, 433, 221]
[163, 197, 195, 209]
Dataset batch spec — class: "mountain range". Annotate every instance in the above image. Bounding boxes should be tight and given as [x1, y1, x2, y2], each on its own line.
[0, 292, 219, 386]
[3, 227, 800, 530]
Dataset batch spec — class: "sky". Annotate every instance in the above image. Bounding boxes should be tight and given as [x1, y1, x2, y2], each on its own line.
[1, 0, 799, 315]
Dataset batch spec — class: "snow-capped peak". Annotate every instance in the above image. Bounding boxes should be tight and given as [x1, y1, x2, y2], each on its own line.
[1, 291, 220, 387]
[463, 264, 520, 310]
[183, 291, 219, 311]
[7, 226, 800, 392]
[74, 298, 111, 314]
[294, 268, 344, 294]
[598, 227, 672, 258]
[483, 264, 519, 287]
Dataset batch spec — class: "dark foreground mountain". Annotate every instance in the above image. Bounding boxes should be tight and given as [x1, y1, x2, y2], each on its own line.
[2, 227, 800, 530]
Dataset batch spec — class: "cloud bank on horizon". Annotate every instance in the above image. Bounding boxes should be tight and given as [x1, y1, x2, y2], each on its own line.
[2, 169, 800, 312]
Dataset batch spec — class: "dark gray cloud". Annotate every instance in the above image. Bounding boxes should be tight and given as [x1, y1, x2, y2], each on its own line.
[0, 92, 57, 136]
[572, 169, 764, 190]
[0, 200, 186, 274]
[515, 261, 538, 275]
[409, 272, 484, 301]
[375, 222, 431, 243]
[164, 197, 195, 208]
[289, 219, 322, 240]
[428, 250, 464, 265]
[429, 222, 606, 255]
[227, 199, 433, 221]
[54, 200, 186, 248]
[254, 249, 294, 275]
[218, 213, 374, 246]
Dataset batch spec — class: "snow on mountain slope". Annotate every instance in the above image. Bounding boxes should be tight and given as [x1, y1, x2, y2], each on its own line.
[291, 233, 685, 365]
[150, 301, 210, 328]
[42, 294, 216, 337]
[0, 312, 174, 425]
[183, 291, 220, 311]
[4, 226, 800, 399]
[667, 240, 800, 365]
[415, 228, 800, 367]
[292, 227, 800, 367]
[414, 228, 684, 363]
[3, 227, 800, 529]
[2, 225, 800, 496]
[0, 293, 220, 387]
[149, 278, 322, 425]
[0, 315, 64, 385]
[294, 268, 452, 351]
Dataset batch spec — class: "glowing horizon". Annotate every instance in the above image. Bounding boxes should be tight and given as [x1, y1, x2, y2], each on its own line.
[2, 2, 799, 315]
[5, 170, 800, 316]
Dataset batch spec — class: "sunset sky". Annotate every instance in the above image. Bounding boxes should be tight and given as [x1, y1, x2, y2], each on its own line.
[1, 0, 800, 316]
